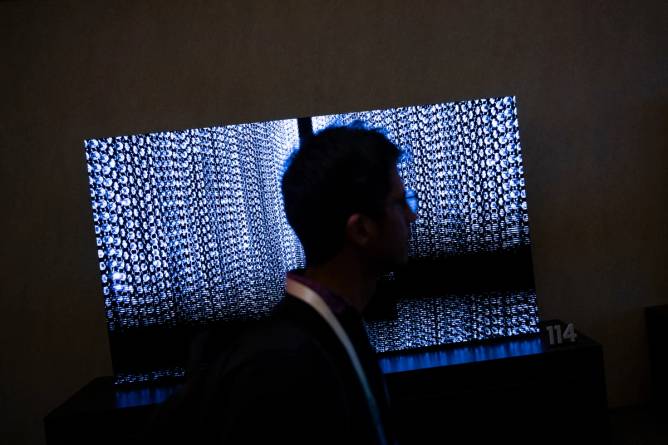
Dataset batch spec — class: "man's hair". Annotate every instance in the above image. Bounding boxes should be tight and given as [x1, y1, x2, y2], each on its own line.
[281, 122, 402, 267]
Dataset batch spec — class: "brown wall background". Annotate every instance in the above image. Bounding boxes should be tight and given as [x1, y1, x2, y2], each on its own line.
[1, 1, 666, 443]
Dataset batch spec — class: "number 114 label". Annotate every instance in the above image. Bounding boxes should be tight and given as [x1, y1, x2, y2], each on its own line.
[546, 323, 578, 345]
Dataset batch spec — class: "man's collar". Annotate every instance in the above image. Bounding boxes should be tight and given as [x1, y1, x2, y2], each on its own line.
[286, 268, 356, 316]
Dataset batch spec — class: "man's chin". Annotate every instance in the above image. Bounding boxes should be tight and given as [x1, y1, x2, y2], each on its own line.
[371, 250, 409, 274]
[386, 252, 409, 271]
[398, 254, 409, 268]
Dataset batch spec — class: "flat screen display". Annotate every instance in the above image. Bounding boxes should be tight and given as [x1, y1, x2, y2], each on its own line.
[84, 96, 539, 384]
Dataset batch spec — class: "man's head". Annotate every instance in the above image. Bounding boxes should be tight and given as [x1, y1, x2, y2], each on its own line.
[281, 122, 417, 273]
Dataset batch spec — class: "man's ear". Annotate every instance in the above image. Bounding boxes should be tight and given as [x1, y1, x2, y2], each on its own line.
[345, 213, 375, 247]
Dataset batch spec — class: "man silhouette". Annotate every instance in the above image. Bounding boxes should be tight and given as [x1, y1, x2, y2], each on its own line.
[147, 122, 417, 445]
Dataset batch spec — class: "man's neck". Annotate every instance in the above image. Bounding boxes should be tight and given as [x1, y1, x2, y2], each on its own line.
[303, 256, 380, 313]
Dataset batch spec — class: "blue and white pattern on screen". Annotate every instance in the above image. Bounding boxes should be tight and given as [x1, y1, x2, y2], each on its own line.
[85, 96, 539, 381]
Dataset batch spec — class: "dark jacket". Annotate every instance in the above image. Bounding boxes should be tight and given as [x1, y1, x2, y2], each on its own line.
[145, 293, 395, 445]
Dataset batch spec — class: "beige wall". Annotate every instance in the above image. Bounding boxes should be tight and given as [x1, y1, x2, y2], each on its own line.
[1, 0, 666, 443]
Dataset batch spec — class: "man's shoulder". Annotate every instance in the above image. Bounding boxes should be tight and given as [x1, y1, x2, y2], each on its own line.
[199, 294, 351, 398]
[238, 294, 338, 358]
[207, 299, 347, 399]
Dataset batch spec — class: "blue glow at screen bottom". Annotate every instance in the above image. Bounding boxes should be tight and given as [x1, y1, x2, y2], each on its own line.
[378, 336, 544, 374]
[114, 384, 184, 409]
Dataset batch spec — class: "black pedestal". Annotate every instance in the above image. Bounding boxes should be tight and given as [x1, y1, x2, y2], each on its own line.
[45, 321, 609, 445]
[382, 321, 609, 444]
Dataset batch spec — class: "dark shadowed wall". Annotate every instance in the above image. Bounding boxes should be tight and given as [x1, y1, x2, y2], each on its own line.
[1, 1, 666, 443]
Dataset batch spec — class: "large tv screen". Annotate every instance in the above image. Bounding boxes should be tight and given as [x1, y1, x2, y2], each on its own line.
[84, 96, 539, 385]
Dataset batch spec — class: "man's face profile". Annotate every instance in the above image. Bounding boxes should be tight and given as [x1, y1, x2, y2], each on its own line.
[347, 166, 417, 272]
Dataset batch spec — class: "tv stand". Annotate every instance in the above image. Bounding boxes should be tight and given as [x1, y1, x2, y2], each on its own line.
[382, 320, 609, 444]
[45, 320, 609, 445]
